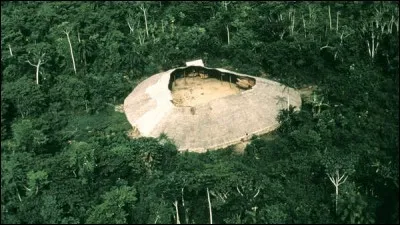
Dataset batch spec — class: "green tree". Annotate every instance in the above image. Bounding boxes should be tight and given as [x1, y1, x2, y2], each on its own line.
[86, 185, 137, 224]
[2, 76, 47, 118]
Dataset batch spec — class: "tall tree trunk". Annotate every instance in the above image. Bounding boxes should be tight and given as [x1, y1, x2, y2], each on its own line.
[83, 48, 87, 73]
[336, 12, 340, 33]
[26, 54, 45, 85]
[8, 44, 13, 56]
[140, 4, 149, 38]
[372, 33, 375, 59]
[64, 30, 77, 75]
[279, 30, 285, 40]
[367, 30, 379, 60]
[182, 188, 189, 224]
[127, 21, 134, 34]
[138, 30, 145, 45]
[144, 9, 149, 38]
[292, 11, 295, 35]
[36, 60, 41, 85]
[154, 215, 160, 224]
[226, 24, 230, 45]
[388, 15, 394, 34]
[335, 184, 339, 213]
[340, 32, 344, 45]
[207, 188, 213, 224]
[16, 188, 22, 202]
[327, 169, 348, 214]
[288, 9, 295, 36]
[328, 6, 332, 30]
[173, 200, 180, 224]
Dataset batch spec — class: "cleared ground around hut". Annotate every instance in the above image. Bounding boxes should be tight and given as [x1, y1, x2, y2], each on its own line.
[171, 77, 241, 107]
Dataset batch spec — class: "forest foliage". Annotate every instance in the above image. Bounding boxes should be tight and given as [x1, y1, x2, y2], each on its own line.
[1, 1, 399, 224]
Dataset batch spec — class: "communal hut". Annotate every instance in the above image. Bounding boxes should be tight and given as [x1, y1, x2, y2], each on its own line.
[124, 61, 301, 152]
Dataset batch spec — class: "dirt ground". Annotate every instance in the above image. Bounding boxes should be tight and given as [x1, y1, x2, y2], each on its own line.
[297, 85, 317, 103]
[171, 77, 241, 107]
[232, 140, 250, 154]
[115, 104, 124, 113]
[127, 127, 141, 138]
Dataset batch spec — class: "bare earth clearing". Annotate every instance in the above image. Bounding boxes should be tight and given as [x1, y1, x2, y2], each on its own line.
[171, 77, 241, 107]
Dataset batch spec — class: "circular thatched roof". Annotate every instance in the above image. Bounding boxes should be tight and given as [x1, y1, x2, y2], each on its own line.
[124, 66, 302, 153]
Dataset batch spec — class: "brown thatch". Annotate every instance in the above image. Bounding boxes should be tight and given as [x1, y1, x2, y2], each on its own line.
[124, 66, 302, 153]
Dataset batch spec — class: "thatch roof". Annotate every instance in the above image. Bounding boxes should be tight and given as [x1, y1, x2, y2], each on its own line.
[124, 66, 302, 153]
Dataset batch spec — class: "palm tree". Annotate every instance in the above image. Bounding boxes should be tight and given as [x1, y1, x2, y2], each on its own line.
[274, 95, 288, 109]
[311, 92, 330, 116]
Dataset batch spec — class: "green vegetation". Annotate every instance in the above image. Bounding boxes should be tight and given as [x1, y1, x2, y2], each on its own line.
[1, 1, 398, 224]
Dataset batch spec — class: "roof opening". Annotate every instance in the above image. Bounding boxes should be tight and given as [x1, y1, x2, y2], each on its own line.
[169, 66, 255, 107]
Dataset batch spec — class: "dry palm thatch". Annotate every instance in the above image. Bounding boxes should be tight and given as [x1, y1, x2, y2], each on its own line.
[124, 66, 302, 153]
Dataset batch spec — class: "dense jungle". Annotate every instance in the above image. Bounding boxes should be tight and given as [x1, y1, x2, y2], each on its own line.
[1, 1, 399, 224]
